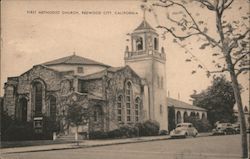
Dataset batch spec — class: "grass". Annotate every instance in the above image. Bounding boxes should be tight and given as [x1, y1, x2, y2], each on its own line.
[1, 140, 76, 148]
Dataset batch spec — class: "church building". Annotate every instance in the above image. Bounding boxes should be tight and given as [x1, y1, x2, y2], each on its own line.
[3, 19, 206, 137]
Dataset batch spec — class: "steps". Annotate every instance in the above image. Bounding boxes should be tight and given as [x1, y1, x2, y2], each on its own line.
[56, 134, 75, 141]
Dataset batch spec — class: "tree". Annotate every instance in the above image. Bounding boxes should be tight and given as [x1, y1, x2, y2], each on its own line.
[149, 0, 249, 157]
[191, 76, 236, 126]
[65, 101, 90, 144]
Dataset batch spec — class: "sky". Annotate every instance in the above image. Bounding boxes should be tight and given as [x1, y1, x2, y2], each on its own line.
[1, 0, 249, 108]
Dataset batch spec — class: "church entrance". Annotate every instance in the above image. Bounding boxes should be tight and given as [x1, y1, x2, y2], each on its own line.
[19, 98, 27, 122]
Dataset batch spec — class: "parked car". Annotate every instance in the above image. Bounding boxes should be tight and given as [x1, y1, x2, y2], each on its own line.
[159, 130, 169, 135]
[212, 123, 236, 135]
[232, 123, 240, 134]
[170, 123, 198, 138]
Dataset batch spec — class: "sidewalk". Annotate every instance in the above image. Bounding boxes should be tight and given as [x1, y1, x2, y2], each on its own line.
[0, 133, 212, 154]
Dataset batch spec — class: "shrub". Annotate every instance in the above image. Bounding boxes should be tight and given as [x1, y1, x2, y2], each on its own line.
[119, 125, 138, 138]
[159, 130, 168, 135]
[2, 121, 35, 141]
[107, 128, 122, 138]
[136, 120, 160, 136]
[89, 120, 160, 139]
[89, 131, 108, 139]
[186, 116, 212, 132]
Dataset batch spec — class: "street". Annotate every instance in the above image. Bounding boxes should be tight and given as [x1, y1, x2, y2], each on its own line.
[1, 135, 246, 159]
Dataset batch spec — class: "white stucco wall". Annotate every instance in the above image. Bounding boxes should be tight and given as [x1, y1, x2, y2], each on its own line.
[47, 64, 108, 76]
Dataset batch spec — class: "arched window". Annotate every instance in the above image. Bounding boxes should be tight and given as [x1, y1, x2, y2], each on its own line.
[135, 97, 140, 122]
[117, 95, 123, 122]
[196, 112, 200, 119]
[49, 96, 57, 121]
[136, 37, 143, 51]
[157, 75, 160, 88]
[190, 112, 196, 117]
[183, 112, 188, 122]
[202, 113, 206, 120]
[160, 77, 163, 89]
[19, 98, 28, 122]
[154, 38, 158, 50]
[93, 105, 102, 122]
[176, 111, 182, 124]
[125, 81, 132, 122]
[34, 82, 43, 116]
[159, 105, 163, 114]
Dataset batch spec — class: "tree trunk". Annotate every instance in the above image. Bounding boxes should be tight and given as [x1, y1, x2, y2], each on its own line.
[226, 56, 248, 158]
[75, 126, 79, 146]
[215, 7, 248, 157]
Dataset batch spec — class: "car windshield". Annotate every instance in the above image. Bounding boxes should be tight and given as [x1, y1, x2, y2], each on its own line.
[176, 124, 189, 128]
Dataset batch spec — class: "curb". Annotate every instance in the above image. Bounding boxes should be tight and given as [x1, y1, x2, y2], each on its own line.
[1, 133, 212, 154]
[1, 137, 169, 154]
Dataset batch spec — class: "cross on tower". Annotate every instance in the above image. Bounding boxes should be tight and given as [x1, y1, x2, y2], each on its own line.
[140, 4, 147, 21]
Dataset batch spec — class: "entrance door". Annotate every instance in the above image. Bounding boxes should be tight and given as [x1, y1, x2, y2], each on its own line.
[20, 98, 27, 122]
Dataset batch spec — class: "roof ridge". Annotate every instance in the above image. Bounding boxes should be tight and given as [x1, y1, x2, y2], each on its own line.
[64, 54, 75, 63]
[42, 54, 110, 67]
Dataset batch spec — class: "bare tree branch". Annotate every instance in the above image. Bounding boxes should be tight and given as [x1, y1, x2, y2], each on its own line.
[209, 68, 229, 74]
[153, 0, 223, 49]
[236, 67, 250, 77]
[194, 0, 216, 10]
[233, 51, 250, 67]
[223, 0, 234, 9]
[232, 29, 250, 42]
[157, 25, 200, 39]
[228, 29, 250, 53]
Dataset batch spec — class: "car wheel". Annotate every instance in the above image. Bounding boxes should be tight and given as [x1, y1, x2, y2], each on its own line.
[193, 133, 197, 137]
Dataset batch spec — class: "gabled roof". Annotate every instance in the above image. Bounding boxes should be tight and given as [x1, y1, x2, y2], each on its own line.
[79, 69, 107, 80]
[78, 65, 142, 81]
[167, 97, 206, 111]
[42, 54, 110, 67]
[78, 66, 127, 80]
[134, 20, 156, 31]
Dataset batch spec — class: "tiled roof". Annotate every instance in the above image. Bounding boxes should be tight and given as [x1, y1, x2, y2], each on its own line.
[134, 20, 156, 31]
[79, 70, 107, 80]
[107, 66, 124, 72]
[42, 55, 110, 67]
[167, 97, 206, 111]
[79, 66, 127, 80]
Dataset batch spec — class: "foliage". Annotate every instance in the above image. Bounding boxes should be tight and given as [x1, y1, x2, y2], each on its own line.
[150, 0, 249, 156]
[1, 121, 35, 141]
[185, 116, 212, 132]
[43, 116, 61, 139]
[191, 76, 236, 126]
[136, 120, 160, 136]
[159, 129, 169, 135]
[65, 101, 90, 127]
[89, 120, 160, 139]
[1, 110, 13, 136]
[168, 106, 176, 131]
[89, 131, 108, 139]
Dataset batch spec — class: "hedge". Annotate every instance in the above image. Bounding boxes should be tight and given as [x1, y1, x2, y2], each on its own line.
[89, 120, 160, 139]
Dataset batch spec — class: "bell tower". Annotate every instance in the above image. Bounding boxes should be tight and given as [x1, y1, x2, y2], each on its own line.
[124, 18, 168, 130]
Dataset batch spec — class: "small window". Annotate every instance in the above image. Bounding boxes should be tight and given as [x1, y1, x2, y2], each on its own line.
[117, 95, 123, 122]
[94, 111, 98, 122]
[136, 37, 143, 51]
[77, 67, 83, 73]
[127, 116, 131, 122]
[160, 105, 163, 114]
[154, 38, 158, 50]
[161, 77, 163, 89]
